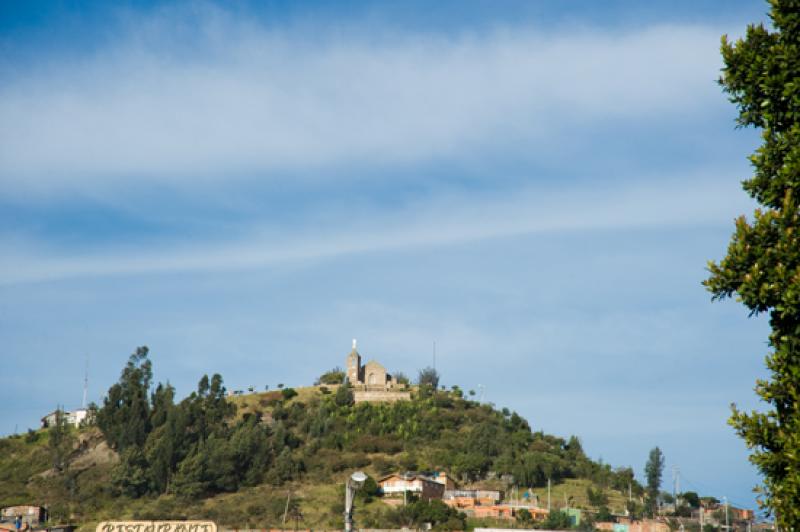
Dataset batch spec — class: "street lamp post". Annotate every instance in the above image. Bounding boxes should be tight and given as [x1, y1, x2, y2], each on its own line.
[344, 471, 367, 532]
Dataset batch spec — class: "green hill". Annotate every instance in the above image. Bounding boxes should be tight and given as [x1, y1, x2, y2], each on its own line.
[0, 348, 644, 530]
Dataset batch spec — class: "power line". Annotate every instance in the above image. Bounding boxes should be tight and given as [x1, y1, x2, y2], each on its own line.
[678, 471, 751, 510]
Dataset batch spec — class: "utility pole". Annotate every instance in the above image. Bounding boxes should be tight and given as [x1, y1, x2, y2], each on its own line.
[700, 502, 704, 530]
[724, 496, 729, 531]
[672, 465, 679, 504]
[629, 481, 632, 502]
[283, 491, 291, 525]
[547, 478, 551, 512]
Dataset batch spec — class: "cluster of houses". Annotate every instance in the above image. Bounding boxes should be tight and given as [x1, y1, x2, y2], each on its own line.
[1, 479, 760, 532]
[375, 471, 759, 531]
[377, 471, 550, 521]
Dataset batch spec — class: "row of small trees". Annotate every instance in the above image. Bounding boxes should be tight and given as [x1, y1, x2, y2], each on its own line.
[316, 366, 436, 388]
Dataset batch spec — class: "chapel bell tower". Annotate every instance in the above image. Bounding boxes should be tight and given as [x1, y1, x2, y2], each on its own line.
[346, 338, 362, 384]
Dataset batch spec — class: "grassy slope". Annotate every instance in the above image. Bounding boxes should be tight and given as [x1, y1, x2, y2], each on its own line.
[0, 431, 52, 505]
[528, 478, 629, 515]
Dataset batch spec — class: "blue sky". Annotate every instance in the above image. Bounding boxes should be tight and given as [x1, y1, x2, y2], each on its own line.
[0, 0, 773, 514]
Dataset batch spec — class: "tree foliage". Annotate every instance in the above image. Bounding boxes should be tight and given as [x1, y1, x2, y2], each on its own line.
[681, 491, 701, 509]
[542, 510, 573, 530]
[645, 447, 664, 514]
[705, 1, 800, 525]
[97, 346, 152, 451]
[516, 508, 533, 525]
[393, 371, 410, 385]
[281, 387, 298, 401]
[96, 348, 282, 498]
[334, 383, 354, 407]
[587, 486, 609, 508]
[48, 410, 74, 473]
[386, 499, 465, 530]
[417, 367, 440, 392]
[316, 367, 345, 385]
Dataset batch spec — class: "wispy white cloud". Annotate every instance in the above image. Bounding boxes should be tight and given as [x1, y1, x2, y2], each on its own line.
[0, 6, 727, 194]
[0, 171, 752, 285]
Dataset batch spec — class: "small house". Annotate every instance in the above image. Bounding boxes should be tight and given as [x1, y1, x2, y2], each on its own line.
[1, 506, 46, 527]
[41, 408, 89, 429]
[378, 473, 446, 501]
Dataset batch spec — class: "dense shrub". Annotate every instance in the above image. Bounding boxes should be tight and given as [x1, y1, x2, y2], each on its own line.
[316, 367, 346, 385]
[281, 387, 298, 400]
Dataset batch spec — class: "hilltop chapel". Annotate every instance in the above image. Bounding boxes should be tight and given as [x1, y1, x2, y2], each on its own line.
[343, 340, 410, 403]
[346, 339, 399, 387]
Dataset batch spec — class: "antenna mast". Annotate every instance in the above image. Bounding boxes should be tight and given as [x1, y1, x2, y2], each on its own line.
[672, 465, 680, 503]
[82, 356, 89, 409]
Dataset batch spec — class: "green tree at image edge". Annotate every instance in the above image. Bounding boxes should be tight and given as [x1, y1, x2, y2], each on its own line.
[705, 0, 800, 526]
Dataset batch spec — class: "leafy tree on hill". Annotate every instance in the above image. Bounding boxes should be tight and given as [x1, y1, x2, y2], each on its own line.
[316, 367, 345, 385]
[150, 382, 175, 429]
[587, 485, 609, 507]
[281, 387, 298, 400]
[48, 409, 73, 473]
[610, 466, 638, 495]
[335, 382, 354, 406]
[542, 510, 573, 530]
[393, 371, 410, 385]
[112, 447, 151, 497]
[704, 1, 800, 524]
[627, 500, 644, 520]
[388, 499, 466, 530]
[417, 366, 439, 388]
[355, 475, 381, 503]
[516, 508, 533, 525]
[681, 491, 700, 509]
[95, 349, 281, 498]
[195, 373, 235, 435]
[97, 346, 153, 451]
[169, 443, 211, 497]
[417, 367, 440, 397]
[596, 505, 614, 522]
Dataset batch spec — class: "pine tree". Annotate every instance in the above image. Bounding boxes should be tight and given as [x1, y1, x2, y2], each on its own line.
[644, 447, 664, 516]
